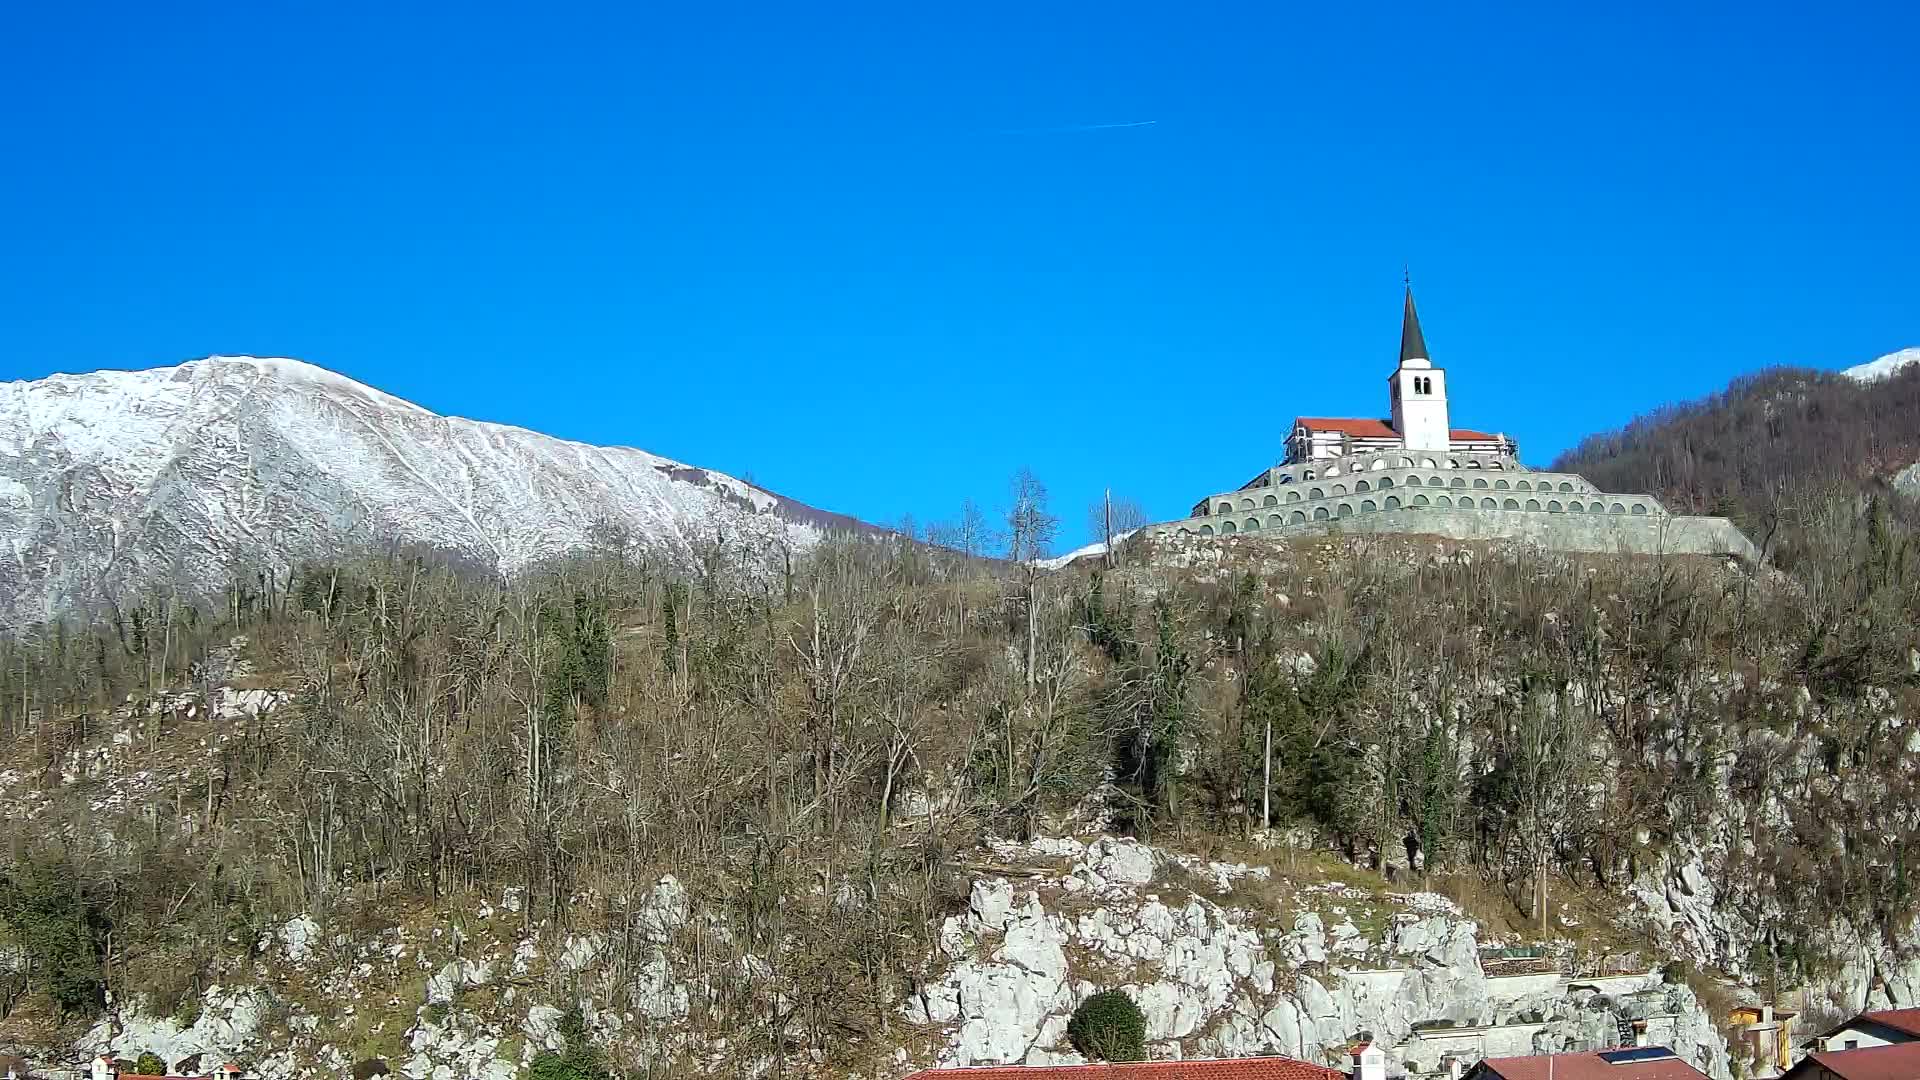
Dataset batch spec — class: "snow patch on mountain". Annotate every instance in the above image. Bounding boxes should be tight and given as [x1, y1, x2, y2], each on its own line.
[1843, 347, 1920, 383]
[0, 356, 845, 624]
[1037, 529, 1139, 569]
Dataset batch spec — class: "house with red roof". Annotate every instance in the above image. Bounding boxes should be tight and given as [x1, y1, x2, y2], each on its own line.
[1808, 1010, 1920, 1054]
[1778, 1040, 1920, 1080]
[1463, 1047, 1711, 1080]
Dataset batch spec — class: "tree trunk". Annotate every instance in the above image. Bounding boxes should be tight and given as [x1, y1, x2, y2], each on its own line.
[1535, 847, 1550, 932]
[1025, 577, 1038, 687]
[1262, 717, 1273, 831]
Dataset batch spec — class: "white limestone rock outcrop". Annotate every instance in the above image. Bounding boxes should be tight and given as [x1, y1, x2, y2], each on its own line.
[907, 836, 1732, 1080]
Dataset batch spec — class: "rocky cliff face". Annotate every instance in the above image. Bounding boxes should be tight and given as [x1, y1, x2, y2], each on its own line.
[50, 827, 1731, 1080]
[907, 836, 1728, 1077]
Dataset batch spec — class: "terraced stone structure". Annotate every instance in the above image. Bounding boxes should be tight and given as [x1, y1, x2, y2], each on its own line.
[1146, 289, 1758, 561]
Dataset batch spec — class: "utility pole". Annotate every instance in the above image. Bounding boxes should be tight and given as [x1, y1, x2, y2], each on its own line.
[1103, 488, 1115, 569]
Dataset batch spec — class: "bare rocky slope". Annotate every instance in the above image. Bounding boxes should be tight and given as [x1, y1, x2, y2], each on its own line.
[0, 357, 868, 627]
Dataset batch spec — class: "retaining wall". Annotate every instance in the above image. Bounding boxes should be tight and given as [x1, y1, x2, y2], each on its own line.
[1147, 507, 1757, 561]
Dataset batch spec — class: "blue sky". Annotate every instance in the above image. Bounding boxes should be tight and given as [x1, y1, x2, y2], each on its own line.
[3, 3, 1916, 549]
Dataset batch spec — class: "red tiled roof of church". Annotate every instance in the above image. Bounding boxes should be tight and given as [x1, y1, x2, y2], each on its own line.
[902, 1057, 1347, 1080]
[1293, 417, 1501, 441]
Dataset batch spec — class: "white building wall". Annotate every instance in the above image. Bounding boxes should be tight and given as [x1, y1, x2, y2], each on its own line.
[1818, 1023, 1909, 1052]
[1486, 972, 1566, 1001]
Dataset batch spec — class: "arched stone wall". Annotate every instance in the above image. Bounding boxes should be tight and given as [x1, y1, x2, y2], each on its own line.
[1185, 464, 1665, 536]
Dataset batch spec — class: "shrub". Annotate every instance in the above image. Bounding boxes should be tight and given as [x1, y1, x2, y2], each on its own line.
[529, 1051, 608, 1080]
[136, 1053, 167, 1075]
[1067, 990, 1147, 1062]
[527, 1006, 611, 1080]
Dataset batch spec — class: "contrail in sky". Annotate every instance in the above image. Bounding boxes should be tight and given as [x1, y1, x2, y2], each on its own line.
[997, 120, 1159, 134]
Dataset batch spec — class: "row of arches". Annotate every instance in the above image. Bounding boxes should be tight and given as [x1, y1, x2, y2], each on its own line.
[1273, 453, 1514, 486]
[1187, 496, 1652, 536]
[1219, 476, 1585, 514]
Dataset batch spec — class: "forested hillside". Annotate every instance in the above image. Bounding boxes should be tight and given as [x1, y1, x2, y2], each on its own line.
[0, 445, 1916, 1075]
[1552, 363, 1920, 560]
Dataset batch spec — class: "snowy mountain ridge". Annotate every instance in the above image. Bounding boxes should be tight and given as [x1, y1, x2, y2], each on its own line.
[0, 356, 849, 625]
[1843, 347, 1920, 382]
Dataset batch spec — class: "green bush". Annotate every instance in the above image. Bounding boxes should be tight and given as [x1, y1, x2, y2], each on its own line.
[529, 1051, 609, 1080]
[136, 1053, 167, 1075]
[527, 1006, 611, 1080]
[1067, 989, 1147, 1062]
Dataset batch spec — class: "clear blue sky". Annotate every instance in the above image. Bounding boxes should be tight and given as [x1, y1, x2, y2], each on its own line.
[4, 3, 1916, 549]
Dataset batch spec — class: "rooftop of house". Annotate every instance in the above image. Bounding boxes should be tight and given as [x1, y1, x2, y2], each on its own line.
[1790, 1041, 1920, 1080]
[1855, 1010, 1920, 1038]
[902, 1057, 1348, 1080]
[1471, 1048, 1709, 1080]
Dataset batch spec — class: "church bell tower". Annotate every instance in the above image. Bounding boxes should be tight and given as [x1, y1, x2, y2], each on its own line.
[1388, 286, 1451, 453]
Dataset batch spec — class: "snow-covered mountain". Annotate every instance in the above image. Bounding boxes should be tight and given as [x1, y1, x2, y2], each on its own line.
[0, 356, 859, 625]
[1843, 347, 1920, 382]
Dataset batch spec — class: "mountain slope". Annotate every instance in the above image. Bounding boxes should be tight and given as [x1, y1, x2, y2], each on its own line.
[0, 356, 852, 624]
[1551, 351, 1920, 520]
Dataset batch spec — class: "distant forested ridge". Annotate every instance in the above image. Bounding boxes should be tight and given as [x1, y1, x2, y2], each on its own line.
[1553, 364, 1920, 553]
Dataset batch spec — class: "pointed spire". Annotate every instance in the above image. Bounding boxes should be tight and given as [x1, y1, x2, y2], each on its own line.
[1399, 285, 1429, 364]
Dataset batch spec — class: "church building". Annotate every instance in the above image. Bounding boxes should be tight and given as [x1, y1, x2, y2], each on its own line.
[1286, 290, 1515, 464]
[1140, 287, 1759, 561]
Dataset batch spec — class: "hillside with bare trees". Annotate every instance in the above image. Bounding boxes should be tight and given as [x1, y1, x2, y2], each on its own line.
[1552, 364, 1920, 561]
[0, 435, 1913, 1076]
